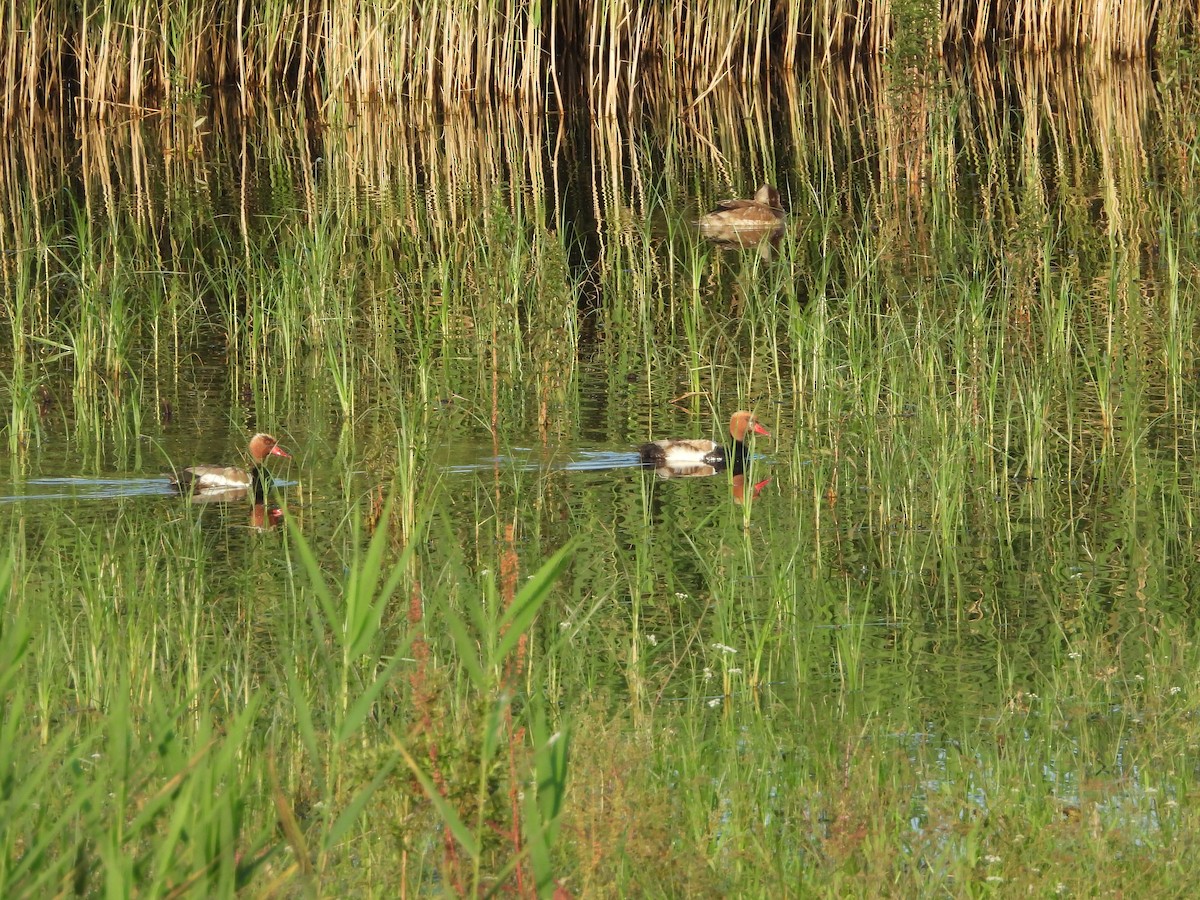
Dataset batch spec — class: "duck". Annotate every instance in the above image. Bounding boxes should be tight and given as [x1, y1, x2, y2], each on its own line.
[698, 184, 785, 243]
[171, 433, 291, 500]
[639, 411, 770, 479]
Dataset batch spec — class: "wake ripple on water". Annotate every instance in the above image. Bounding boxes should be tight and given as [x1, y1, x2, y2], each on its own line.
[0, 477, 180, 503]
[441, 449, 644, 475]
[0, 477, 302, 505]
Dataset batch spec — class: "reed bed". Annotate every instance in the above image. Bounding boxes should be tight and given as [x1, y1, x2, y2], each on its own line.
[1, 0, 1196, 118]
[3, 55, 1200, 894]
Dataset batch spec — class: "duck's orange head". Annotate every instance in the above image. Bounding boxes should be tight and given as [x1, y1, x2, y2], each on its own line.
[249, 433, 291, 462]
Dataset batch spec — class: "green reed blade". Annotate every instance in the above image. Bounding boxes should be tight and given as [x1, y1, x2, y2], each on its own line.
[444, 601, 487, 688]
[335, 642, 414, 744]
[323, 753, 402, 851]
[494, 541, 574, 662]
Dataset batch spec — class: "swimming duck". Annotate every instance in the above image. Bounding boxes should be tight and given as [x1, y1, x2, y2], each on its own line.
[698, 184, 785, 244]
[639, 411, 770, 479]
[171, 433, 290, 499]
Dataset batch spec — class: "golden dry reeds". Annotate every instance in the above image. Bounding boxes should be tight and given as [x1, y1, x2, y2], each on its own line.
[0, 44, 1178, 402]
[943, 0, 1163, 57]
[0, 0, 1191, 119]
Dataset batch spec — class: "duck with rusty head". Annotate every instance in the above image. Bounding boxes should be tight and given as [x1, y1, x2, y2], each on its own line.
[638, 411, 770, 483]
[170, 432, 291, 504]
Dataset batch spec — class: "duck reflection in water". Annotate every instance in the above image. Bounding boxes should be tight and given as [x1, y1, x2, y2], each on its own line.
[698, 184, 786, 260]
[730, 473, 771, 505]
[639, 411, 771, 504]
[250, 501, 286, 531]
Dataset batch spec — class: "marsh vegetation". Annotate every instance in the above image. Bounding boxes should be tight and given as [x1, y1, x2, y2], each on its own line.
[3, 5, 1200, 895]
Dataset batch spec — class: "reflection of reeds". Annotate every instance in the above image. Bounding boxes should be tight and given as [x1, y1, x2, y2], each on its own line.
[0, 58, 1186, 465]
[0, 2, 1184, 115]
[0, 61, 1179, 334]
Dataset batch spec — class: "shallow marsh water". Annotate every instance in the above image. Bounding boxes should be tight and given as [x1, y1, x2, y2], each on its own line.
[3, 58, 1200, 895]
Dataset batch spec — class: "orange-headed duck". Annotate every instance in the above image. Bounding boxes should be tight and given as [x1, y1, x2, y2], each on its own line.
[172, 433, 290, 498]
[639, 411, 770, 479]
[698, 184, 785, 242]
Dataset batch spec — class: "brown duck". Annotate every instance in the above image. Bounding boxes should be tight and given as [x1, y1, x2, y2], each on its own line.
[698, 184, 785, 245]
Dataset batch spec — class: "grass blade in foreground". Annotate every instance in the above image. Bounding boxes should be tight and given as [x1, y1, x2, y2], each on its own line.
[394, 540, 575, 895]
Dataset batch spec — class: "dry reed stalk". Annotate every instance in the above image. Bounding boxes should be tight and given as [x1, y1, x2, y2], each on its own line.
[973, 0, 993, 45]
[235, 0, 247, 107]
[1, 13, 13, 121]
[871, 0, 891, 56]
[676, 82, 780, 198]
[128, 3, 145, 110]
[777, 0, 800, 66]
[0, 113, 67, 337]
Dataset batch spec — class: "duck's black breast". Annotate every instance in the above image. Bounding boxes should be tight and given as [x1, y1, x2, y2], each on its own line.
[729, 441, 752, 476]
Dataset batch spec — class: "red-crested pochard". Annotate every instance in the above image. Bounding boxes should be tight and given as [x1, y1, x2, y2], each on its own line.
[639, 411, 770, 479]
[172, 433, 291, 498]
